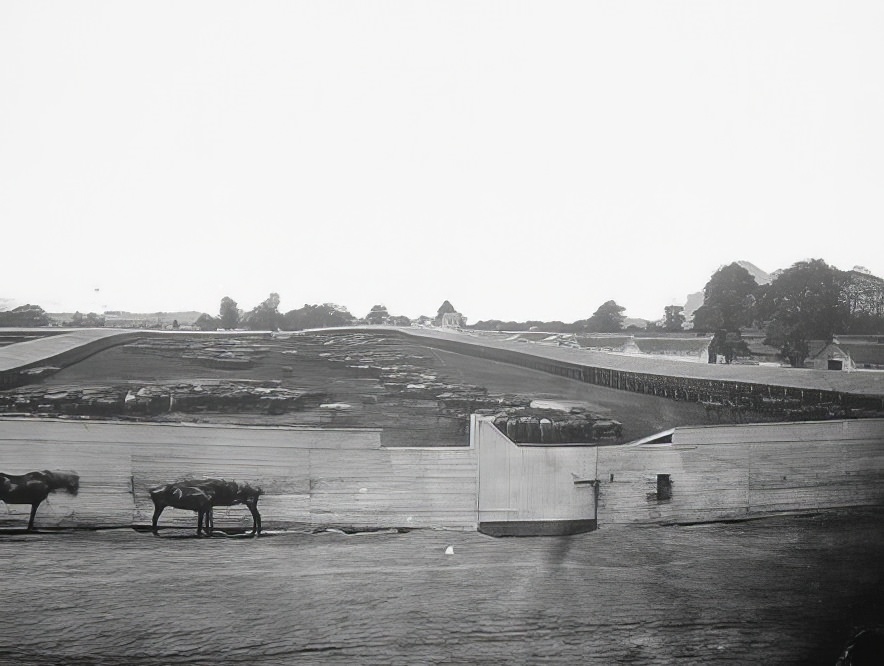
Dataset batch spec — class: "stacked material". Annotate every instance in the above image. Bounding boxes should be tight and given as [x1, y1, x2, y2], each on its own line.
[124, 338, 273, 369]
[0, 380, 329, 417]
[492, 408, 622, 444]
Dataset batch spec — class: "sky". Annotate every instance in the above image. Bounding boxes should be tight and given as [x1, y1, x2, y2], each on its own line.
[2, 1, 882, 322]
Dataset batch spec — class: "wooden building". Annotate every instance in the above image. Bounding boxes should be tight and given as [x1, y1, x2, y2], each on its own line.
[804, 341, 855, 371]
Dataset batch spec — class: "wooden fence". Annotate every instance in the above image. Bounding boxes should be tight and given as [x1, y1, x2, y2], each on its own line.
[0, 419, 477, 531]
[1, 416, 881, 533]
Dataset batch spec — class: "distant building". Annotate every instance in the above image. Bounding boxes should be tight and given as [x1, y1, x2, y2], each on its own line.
[440, 312, 466, 328]
[575, 334, 712, 363]
[804, 341, 855, 371]
[574, 335, 634, 352]
[632, 336, 712, 363]
[739, 328, 782, 364]
[831, 335, 884, 370]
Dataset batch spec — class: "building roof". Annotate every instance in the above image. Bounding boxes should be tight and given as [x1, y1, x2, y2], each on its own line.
[632, 337, 710, 354]
[837, 342, 884, 366]
[806, 340, 833, 359]
[575, 335, 632, 350]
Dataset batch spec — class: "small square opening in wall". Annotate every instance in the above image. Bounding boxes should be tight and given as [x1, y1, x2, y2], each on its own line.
[657, 474, 672, 501]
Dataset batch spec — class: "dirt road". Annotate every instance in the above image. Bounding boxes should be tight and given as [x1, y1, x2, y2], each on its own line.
[1, 509, 881, 665]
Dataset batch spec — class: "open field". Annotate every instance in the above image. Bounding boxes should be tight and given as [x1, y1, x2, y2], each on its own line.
[0, 509, 882, 665]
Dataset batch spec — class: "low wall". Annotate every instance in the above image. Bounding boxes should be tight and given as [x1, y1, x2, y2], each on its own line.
[0, 330, 142, 388]
[0, 419, 477, 531]
[2, 416, 881, 533]
[595, 419, 884, 526]
[471, 416, 884, 531]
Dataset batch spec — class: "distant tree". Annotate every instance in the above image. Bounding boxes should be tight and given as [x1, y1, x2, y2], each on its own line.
[70, 311, 84, 326]
[585, 300, 626, 333]
[281, 303, 356, 331]
[692, 263, 758, 333]
[761, 259, 844, 367]
[172, 319, 179, 329]
[708, 329, 751, 364]
[219, 297, 240, 329]
[365, 304, 389, 325]
[389, 315, 412, 326]
[836, 269, 884, 334]
[662, 305, 686, 332]
[194, 314, 219, 331]
[83, 312, 105, 327]
[0, 304, 50, 327]
[242, 293, 282, 331]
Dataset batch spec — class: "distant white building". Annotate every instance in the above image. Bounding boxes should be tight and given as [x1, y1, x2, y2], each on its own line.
[804, 341, 855, 371]
[440, 312, 466, 328]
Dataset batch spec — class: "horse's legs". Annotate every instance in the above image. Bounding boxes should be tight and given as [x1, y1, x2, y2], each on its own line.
[27, 501, 41, 531]
[197, 509, 205, 537]
[248, 502, 262, 536]
[205, 507, 213, 537]
[151, 504, 165, 535]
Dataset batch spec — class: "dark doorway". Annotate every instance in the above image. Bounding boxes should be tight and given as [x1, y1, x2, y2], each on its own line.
[828, 359, 843, 370]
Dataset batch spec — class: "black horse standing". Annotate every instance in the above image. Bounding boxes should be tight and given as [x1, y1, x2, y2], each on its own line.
[0, 470, 80, 530]
[149, 483, 215, 536]
[150, 478, 263, 536]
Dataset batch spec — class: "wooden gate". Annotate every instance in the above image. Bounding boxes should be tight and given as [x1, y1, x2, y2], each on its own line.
[473, 416, 599, 536]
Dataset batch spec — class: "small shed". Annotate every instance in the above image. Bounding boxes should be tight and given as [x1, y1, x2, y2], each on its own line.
[804, 341, 855, 371]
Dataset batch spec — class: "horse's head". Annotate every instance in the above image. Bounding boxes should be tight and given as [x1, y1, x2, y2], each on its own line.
[42, 470, 80, 496]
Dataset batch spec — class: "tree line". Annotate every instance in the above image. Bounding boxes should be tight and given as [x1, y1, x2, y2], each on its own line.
[472, 260, 884, 367]
[692, 259, 884, 366]
[193, 297, 460, 332]
[4, 260, 882, 369]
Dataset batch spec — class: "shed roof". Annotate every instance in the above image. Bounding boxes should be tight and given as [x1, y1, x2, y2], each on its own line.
[633, 338, 710, 354]
[837, 342, 884, 366]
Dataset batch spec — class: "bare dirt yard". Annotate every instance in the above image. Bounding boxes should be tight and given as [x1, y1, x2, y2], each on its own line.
[0, 509, 881, 665]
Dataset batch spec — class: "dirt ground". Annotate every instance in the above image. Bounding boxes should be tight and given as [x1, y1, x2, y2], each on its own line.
[0, 509, 881, 665]
[27, 334, 712, 444]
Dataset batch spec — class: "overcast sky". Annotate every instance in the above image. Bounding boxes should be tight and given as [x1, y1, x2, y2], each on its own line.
[2, 1, 882, 322]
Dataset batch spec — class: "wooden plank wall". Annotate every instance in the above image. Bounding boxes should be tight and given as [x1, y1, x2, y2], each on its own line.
[0, 419, 478, 531]
[3, 417, 880, 531]
[0, 424, 133, 528]
[475, 417, 598, 523]
[595, 419, 884, 526]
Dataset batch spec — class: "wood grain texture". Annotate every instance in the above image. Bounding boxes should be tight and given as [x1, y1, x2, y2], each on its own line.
[1, 416, 881, 532]
[0, 418, 476, 531]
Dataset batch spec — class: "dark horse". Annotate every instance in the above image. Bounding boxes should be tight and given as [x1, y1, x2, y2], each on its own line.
[149, 482, 215, 536]
[0, 470, 80, 530]
[150, 478, 263, 536]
